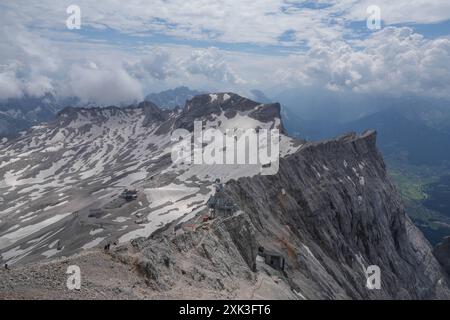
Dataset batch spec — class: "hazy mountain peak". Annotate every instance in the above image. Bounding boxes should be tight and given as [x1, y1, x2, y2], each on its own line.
[249, 89, 272, 104]
[145, 86, 204, 109]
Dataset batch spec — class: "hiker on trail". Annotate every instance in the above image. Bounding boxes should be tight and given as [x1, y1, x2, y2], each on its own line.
[104, 243, 110, 251]
[4, 263, 9, 270]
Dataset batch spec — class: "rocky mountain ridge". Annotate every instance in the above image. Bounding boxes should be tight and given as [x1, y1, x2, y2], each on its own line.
[0, 93, 449, 299]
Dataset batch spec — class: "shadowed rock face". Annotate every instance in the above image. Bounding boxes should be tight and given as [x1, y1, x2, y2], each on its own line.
[175, 93, 284, 132]
[124, 214, 258, 292]
[434, 237, 450, 276]
[226, 131, 450, 299]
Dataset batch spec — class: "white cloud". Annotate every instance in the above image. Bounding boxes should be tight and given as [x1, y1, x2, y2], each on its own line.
[301, 27, 450, 98]
[337, 0, 450, 25]
[67, 61, 144, 105]
[127, 49, 175, 81]
[3, 0, 343, 45]
[0, 70, 22, 100]
[183, 48, 245, 85]
[0, 1, 450, 103]
[242, 26, 450, 100]
[24, 75, 55, 97]
[5, 0, 450, 45]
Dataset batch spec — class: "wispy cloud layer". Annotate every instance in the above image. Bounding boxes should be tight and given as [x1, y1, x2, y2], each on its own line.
[0, 1, 449, 103]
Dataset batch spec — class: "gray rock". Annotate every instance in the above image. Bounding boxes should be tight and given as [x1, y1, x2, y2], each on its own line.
[434, 237, 450, 276]
[226, 130, 450, 299]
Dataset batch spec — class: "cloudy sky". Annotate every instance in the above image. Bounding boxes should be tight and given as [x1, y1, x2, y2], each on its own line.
[0, 0, 449, 104]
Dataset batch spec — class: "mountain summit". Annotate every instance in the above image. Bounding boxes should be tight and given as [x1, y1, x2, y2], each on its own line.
[0, 93, 294, 263]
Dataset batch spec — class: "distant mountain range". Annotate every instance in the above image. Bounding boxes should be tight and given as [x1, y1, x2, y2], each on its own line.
[284, 106, 450, 167]
[0, 93, 59, 137]
[0, 94, 92, 138]
[145, 86, 205, 109]
[0, 87, 274, 138]
[248, 89, 272, 104]
[144, 87, 273, 110]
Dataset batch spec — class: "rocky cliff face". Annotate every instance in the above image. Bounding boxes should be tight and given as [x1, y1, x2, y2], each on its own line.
[122, 214, 258, 293]
[125, 130, 450, 299]
[225, 131, 450, 299]
[434, 237, 450, 277]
